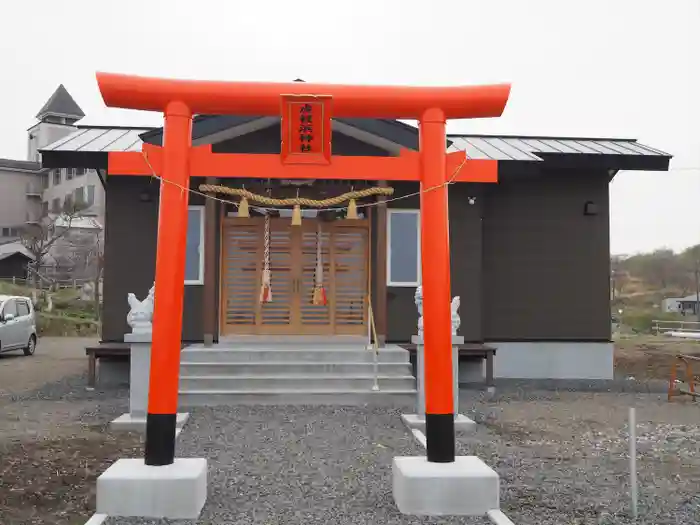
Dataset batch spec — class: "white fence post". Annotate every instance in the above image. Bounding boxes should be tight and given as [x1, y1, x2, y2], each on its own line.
[629, 407, 638, 519]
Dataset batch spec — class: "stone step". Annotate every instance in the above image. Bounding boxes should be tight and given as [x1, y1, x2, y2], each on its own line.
[179, 374, 416, 391]
[178, 389, 417, 406]
[179, 361, 413, 376]
[216, 335, 367, 344]
[179, 347, 410, 364]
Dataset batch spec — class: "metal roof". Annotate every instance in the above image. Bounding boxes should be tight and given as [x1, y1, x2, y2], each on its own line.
[40, 127, 154, 153]
[39, 123, 672, 174]
[446, 135, 671, 161]
[0, 158, 45, 172]
[0, 242, 35, 261]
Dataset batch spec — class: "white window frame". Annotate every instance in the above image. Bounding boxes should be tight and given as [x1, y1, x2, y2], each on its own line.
[386, 208, 421, 287]
[185, 205, 205, 285]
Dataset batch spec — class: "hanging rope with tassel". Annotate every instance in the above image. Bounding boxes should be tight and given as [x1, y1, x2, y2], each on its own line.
[259, 212, 272, 303]
[311, 222, 327, 306]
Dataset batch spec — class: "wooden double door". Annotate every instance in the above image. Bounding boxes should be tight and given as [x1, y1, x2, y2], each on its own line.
[220, 217, 369, 336]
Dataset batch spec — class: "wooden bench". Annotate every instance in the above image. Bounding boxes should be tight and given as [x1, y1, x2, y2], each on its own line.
[400, 343, 497, 387]
[85, 343, 131, 388]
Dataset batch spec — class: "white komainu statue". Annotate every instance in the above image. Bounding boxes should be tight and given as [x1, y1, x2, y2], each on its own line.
[414, 285, 461, 338]
[127, 283, 155, 333]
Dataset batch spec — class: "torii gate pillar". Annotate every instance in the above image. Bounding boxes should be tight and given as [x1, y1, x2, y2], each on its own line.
[144, 101, 193, 465]
[419, 108, 454, 462]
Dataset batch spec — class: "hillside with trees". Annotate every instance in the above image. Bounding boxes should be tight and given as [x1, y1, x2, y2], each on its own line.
[611, 244, 700, 331]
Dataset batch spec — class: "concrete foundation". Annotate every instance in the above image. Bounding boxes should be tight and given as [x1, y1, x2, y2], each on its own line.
[401, 413, 476, 433]
[110, 412, 190, 432]
[490, 341, 614, 379]
[96, 458, 207, 519]
[393, 456, 499, 516]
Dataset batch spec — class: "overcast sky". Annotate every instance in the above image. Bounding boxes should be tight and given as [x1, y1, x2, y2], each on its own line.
[1, 0, 698, 255]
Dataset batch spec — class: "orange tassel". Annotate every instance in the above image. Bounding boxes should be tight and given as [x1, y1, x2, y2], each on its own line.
[260, 269, 272, 303]
[312, 285, 327, 306]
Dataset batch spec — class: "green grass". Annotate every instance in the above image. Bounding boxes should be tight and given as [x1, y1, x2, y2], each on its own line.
[0, 281, 100, 337]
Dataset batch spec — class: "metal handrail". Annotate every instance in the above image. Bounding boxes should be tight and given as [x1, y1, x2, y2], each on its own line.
[653, 319, 700, 335]
[367, 294, 380, 391]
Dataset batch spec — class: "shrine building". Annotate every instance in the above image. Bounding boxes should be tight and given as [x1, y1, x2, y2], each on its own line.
[40, 112, 671, 380]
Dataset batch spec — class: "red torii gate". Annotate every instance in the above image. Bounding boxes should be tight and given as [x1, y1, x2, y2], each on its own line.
[96, 72, 510, 467]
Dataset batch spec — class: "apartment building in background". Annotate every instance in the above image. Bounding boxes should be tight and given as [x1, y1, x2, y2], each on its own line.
[0, 85, 106, 280]
[1, 85, 105, 239]
[29, 85, 105, 222]
[0, 158, 47, 243]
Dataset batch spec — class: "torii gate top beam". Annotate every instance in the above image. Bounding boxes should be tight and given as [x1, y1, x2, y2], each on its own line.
[96, 72, 510, 120]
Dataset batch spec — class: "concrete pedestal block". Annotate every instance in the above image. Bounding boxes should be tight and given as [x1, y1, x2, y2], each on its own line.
[412, 335, 462, 414]
[124, 333, 152, 419]
[110, 412, 190, 432]
[393, 456, 499, 516]
[111, 331, 188, 432]
[96, 458, 207, 519]
[401, 413, 476, 433]
[411, 335, 472, 424]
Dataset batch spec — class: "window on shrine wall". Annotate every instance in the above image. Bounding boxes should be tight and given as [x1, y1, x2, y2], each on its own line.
[387, 209, 421, 287]
[185, 206, 205, 285]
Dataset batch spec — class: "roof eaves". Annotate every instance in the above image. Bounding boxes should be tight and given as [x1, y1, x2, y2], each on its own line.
[77, 124, 159, 131]
[0, 158, 47, 173]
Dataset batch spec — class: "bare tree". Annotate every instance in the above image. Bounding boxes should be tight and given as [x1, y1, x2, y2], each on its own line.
[610, 255, 630, 299]
[55, 228, 104, 317]
[53, 227, 102, 281]
[20, 202, 86, 288]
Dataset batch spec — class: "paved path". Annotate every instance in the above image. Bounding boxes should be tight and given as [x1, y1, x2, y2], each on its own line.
[0, 336, 96, 397]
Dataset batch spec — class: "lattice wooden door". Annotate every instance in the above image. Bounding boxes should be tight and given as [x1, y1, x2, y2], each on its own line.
[326, 220, 370, 335]
[220, 217, 297, 335]
[220, 217, 368, 336]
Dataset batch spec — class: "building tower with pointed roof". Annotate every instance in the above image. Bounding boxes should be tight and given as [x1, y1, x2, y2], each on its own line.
[28, 84, 84, 162]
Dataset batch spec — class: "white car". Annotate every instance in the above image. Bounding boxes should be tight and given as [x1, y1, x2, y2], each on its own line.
[0, 295, 38, 356]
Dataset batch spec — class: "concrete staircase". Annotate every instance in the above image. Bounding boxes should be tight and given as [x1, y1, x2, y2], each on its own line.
[178, 338, 416, 406]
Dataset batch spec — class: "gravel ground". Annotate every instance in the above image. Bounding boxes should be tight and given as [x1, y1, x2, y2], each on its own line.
[0, 337, 137, 525]
[102, 390, 700, 525]
[3, 336, 699, 524]
[0, 336, 98, 397]
[0, 372, 136, 525]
